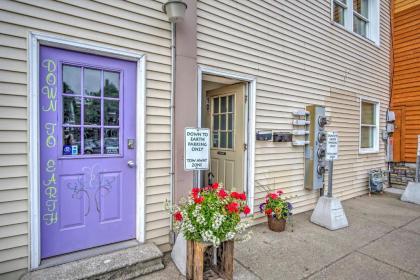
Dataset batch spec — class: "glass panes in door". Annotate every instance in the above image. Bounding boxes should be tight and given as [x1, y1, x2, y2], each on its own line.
[212, 95, 235, 149]
[61, 64, 121, 156]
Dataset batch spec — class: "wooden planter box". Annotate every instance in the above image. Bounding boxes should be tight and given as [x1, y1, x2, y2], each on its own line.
[186, 240, 234, 280]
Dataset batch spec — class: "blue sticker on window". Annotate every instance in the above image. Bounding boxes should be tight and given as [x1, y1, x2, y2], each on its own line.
[71, 145, 78, 155]
[63, 145, 72, 155]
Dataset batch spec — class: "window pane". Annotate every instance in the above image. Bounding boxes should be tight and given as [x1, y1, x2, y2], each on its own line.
[361, 126, 374, 148]
[353, 16, 367, 37]
[84, 128, 101, 154]
[228, 95, 234, 112]
[333, 3, 345, 26]
[104, 128, 119, 154]
[62, 127, 81, 155]
[213, 131, 219, 148]
[104, 100, 119, 126]
[84, 68, 101, 96]
[221, 114, 226, 130]
[213, 97, 219, 114]
[63, 96, 81, 125]
[228, 113, 234, 130]
[104, 71, 120, 98]
[63, 65, 81, 94]
[221, 96, 227, 113]
[361, 102, 375, 125]
[220, 131, 227, 148]
[84, 98, 101, 125]
[227, 132, 233, 149]
[213, 115, 219, 130]
[354, 0, 369, 17]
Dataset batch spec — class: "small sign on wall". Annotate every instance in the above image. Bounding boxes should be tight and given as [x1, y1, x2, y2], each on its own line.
[326, 132, 338, 161]
[184, 128, 210, 171]
[417, 135, 420, 156]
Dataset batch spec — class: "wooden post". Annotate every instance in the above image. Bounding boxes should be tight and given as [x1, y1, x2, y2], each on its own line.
[187, 240, 234, 280]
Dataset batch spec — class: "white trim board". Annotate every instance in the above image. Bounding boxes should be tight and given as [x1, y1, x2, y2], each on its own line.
[197, 66, 257, 214]
[27, 32, 147, 269]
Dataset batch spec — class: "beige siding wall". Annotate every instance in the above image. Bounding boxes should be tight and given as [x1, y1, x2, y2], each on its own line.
[0, 0, 171, 277]
[197, 0, 391, 216]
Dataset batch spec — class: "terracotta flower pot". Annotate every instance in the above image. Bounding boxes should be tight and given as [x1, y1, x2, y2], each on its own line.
[267, 216, 286, 232]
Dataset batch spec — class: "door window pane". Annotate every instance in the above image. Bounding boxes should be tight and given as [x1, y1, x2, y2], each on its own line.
[104, 71, 120, 98]
[63, 96, 81, 125]
[104, 129, 119, 154]
[213, 115, 219, 130]
[221, 114, 226, 130]
[104, 100, 119, 126]
[227, 132, 233, 149]
[213, 131, 219, 148]
[84, 128, 101, 154]
[84, 98, 101, 125]
[213, 97, 219, 113]
[228, 113, 234, 130]
[221, 96, 227, 113]
[84, 68, 101, 96]
[220, 131, 227, 148]
[63, 127, 81, 155]
[228, 95, 234, 112]
[63, 65, 81, 94]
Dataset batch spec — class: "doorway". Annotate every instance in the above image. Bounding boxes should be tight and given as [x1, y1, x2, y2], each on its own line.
[199, 70, 255, 201]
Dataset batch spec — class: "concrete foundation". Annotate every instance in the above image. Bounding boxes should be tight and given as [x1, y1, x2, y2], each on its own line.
[401, 182, 420, 205]
[310, 196, 349, 230]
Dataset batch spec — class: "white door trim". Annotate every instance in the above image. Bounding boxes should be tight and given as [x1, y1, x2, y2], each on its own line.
[27, 32, 147, 269]
[197, 66, 256, 214]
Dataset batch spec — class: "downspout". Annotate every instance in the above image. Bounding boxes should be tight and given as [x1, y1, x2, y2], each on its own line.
[169, 22, 176, 238]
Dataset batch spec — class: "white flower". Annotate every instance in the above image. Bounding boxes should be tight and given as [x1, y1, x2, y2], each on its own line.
[212, 213, 225, 230]
[225, 231, 235, 240]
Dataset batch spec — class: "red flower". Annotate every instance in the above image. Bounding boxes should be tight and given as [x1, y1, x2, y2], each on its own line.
[191, 188, 200, 198]
[174, 211, 183, 221]
[226, 202, 239, 213]
[218, 189, 228, 199]
[231, 192, 240, 199]
[212, 182, 219, 190]
[243, 205, 251, 215]
[265, 208, 273, 216]
[239, 193, 247, 201]
[267, 193, 278, 200]
[277, 189, 284, 195]
[203, 186, 210, 191]
[194, 196, 204, 204]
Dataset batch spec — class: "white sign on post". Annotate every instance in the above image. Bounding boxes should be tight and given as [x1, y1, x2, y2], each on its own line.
[326, 132, 338, 160]
[184, 128, 210, 170]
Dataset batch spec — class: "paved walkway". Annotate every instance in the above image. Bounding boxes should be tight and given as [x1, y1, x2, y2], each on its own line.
[138, 194, 420, 280]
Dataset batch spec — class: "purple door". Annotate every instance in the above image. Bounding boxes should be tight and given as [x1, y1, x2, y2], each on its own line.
[39, 46, 137, 258]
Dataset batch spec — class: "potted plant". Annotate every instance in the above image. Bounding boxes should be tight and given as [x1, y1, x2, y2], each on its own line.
[259, 190, 293, 232]
[171, 183, 251, 279]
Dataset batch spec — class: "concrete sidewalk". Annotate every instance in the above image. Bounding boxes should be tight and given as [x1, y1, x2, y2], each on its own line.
[137, 194, 420, 280]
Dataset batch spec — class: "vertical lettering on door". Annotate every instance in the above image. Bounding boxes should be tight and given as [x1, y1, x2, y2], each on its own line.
[41, 59, 58, 225]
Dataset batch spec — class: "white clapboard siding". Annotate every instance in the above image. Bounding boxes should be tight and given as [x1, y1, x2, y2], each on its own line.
[197, 0, 390, 217]
[0, 0, 172, 276]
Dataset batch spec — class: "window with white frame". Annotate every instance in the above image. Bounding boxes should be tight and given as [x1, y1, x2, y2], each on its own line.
[360, 100, 379, 153]
[332, 0, 380, 44]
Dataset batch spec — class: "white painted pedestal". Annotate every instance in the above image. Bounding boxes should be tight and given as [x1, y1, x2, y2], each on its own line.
[310, 196, 349, 230]
[171, 232, 187, 276]
[401, 182, 420, 205]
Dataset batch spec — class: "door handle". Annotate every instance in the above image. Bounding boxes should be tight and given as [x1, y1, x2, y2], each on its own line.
[127, 160, 136, 168]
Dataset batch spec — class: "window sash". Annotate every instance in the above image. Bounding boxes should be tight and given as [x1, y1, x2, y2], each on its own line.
[360, 100, 379, 152]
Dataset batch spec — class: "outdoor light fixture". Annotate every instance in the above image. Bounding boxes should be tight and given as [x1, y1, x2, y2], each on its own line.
[162, 0, 187, 23]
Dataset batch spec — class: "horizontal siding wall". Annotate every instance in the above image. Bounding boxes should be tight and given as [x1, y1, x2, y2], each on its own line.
[390, 0, 420, 162]
[197, 0, 391, 217]
[0, 0, 171, 277]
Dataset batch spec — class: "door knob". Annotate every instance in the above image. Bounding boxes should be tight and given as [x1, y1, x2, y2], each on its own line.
[127, 160, 136, 168]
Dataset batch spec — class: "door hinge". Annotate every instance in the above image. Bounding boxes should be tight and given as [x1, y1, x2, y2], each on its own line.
[243, 143, 248, 151]
[245, 94, 248, 103]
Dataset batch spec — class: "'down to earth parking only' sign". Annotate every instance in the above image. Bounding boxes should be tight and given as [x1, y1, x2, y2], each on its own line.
[184, 127, 210, 170]
[326, 132, 339, 161]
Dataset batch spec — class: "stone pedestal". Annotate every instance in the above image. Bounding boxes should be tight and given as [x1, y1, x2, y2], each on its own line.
[401, 182, 420, 205]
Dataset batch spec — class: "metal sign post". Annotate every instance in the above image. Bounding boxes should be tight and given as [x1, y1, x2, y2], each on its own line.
[311, 131, 348, 230]
[401, 135, 420, 204]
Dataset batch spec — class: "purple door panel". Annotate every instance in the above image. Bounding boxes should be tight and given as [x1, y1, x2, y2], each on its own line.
[39, 46, 137, 258]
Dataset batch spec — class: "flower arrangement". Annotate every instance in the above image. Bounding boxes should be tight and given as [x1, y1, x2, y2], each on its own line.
[171, 183, 251, 246]
[259, 190, 293, 220]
